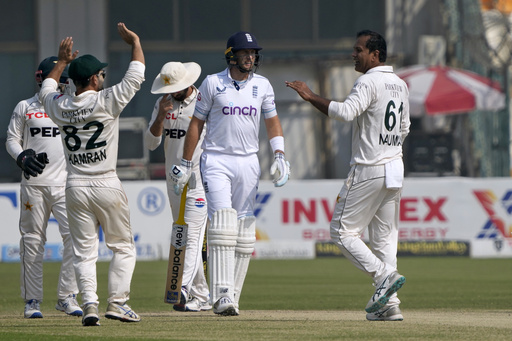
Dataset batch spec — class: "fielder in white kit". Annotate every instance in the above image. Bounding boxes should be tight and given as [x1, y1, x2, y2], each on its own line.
[6, 57, 82, 319]
[145, 61, 211, 312]
[286, 30, 410, 321]
[39, 23, 145, 326]
[171, 31, 290, 316]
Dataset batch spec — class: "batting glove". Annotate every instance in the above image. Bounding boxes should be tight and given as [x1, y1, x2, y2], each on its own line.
[170, 158, 192, 195]
[16, 149, 49, 180]
[270, 152, 290, 187]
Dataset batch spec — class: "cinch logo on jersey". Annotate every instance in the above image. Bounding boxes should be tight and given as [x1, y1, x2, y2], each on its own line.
[254, 192, 272, 217]
[222, 103, 258, 116]
[165, 128, 186, 139]
[68, 149, 106, 165]
[30, 127, 60, 137]
[474, 190, 512, 240]
[195, 198, 206, 208]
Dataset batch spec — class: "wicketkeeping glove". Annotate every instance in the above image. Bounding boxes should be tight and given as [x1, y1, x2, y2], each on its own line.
[16, 149, 49, 180]
[270, 152, 290, 187]
[170, 158, 193, 195]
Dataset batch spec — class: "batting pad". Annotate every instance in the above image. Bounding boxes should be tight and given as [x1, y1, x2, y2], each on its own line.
[234, 215, 256, 306]
[208, 208, 238, 304]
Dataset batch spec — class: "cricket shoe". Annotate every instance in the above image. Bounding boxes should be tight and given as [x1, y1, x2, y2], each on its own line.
[24, 299, 43, 318]
[105, 302, 141, 322]
[56, 294, 83, 316]
[365, 272, 406, 313]
[213, 297, 239, 316]
[173, 287, 190, 312]
[82, 303, 100, 326]
[185, 297, 213, 312]
[366, 305, 403, 321]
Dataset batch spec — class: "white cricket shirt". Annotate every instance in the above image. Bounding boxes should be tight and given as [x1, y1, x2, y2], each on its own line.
[6, 93, 67, 186]
[39, 61, 145, 181]
[194, 68, 277, 155]
[328, 65, 411, 166]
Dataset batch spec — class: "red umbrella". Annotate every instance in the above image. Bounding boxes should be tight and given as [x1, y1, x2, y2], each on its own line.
[396, 65, 506, 117]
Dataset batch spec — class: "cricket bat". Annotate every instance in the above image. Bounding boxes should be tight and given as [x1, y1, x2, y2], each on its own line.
[164, 184, 188, 304]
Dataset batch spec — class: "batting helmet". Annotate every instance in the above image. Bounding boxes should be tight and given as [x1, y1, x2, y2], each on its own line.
[225, 31, 262, 68]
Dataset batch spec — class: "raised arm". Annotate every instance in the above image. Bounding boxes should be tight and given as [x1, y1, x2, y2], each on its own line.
[117, 22, 144, 65]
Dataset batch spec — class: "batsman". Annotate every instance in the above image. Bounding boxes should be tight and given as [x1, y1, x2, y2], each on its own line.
[171, 31, 290, 316]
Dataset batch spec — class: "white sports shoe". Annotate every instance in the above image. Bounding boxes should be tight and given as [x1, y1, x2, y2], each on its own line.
[213, 297, 239, 316]
[24, 299, 43, 318]
[185, 297, 213, 312]
[173, 287, 190, 312]
[56, 294, 83, 316]
[366, 305, 404, 321]
[105, 302, 141, 322]
[365, 272, 406, 313]
[82, 303, 100, 326]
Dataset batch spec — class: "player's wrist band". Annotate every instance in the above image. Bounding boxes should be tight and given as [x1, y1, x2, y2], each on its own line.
[180, 158, 192, 169]
[269, 136, 285, 155]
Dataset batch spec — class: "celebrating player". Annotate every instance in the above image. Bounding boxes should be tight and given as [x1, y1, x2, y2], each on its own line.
[145, 61, 211, 312]
[170, 31, 290, 316]
[286, 30, 410, 321]
[6, 57, 82, 319]
[39, 23, 145, 326]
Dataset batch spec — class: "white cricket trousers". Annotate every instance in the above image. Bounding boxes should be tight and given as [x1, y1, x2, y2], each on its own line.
[65, 179, 136, 305]
[166, 169, 209, 302]
[19, 185, 78, 302]
[330, 164, 401, 306]
[200, 151, 260, 218]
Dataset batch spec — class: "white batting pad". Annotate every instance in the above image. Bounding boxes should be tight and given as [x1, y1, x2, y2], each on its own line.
[208, 208, 238, 304]
[234, 215, 256, 306]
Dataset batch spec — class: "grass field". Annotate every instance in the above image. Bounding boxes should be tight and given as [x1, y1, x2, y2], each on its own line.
[0, 257, 511, 340]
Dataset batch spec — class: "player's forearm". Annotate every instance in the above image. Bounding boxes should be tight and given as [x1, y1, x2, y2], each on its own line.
[47, 60, 68, 84]
[307, 93, 331, 116]
[149, 115, 165, 137]
[131, 40, 145, 65]
[182, 117, 203, 161]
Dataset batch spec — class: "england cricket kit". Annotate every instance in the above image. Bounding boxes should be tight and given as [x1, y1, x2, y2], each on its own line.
[328, 65, 410, 307]
[194, 68, 277, 217]
[6, 93, 78, 302]
[40, 61, 145, 305]
[145, 88, 209, 302]
[194, 67, 277, 306]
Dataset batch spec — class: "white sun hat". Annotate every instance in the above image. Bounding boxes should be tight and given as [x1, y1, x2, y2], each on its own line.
[151, 61, 201, 94]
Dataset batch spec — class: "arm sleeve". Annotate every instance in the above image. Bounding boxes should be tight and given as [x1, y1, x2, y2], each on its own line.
[328, 78, 373, 122]
[5, 101, 26, 160]
[105, 61, 146, 117]
[193, 77, 211, 121]
[144, 98, 163, 151]
[262, 82, 277, 119]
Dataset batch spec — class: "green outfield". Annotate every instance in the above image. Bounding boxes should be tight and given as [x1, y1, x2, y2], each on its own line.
[0, 257, 511, 340]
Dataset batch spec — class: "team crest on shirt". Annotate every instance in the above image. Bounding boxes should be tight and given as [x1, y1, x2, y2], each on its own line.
[252, 86, 258, 98]
[216, 86, 226, 93]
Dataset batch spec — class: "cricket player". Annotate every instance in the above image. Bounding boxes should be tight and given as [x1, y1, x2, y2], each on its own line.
[286, 30, 410, 321]
[145, 61, 211, 312]
[6, 56, 82, 319]
[171, 31, 291, 316]
[39, 23, 145, 326]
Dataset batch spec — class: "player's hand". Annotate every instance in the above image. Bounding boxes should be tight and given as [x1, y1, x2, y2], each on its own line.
[170, 158, 192, 195]
[285, 80, 315, 102]
[117, 22, 140, 46]
[58, 37, 79, 65]
[158, 95, 173, 117]
[270, 152, 290, 187]
[16, 149, 47, 180]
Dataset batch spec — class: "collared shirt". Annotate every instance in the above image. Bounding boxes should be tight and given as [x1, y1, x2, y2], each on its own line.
[328, 65, 411, 166]
[39, 61, 145, 181]
[194, 68, 277, 155]
[6, 93, 67, 186]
